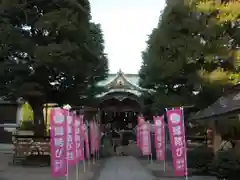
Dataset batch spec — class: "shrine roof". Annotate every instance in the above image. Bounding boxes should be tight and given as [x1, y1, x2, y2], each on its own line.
[190, 85, 240, 120]
[97, 69, 146, 97]
[98, 71, 139, 87]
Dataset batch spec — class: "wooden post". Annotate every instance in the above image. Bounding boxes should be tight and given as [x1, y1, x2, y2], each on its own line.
[210, 120, 222, 155]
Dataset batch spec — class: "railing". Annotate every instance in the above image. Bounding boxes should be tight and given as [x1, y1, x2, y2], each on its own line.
[12, 135, 50, 164]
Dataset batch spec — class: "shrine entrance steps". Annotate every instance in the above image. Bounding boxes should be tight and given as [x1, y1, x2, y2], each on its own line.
[97, 156, 154, 180]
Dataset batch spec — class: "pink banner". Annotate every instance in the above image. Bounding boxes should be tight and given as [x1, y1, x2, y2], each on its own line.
[84, 123, 90, 159]
[66, 112, 76, 165]
[79, 116, 84, 137]
[75, 116, 83, 161]
[95, 122, 100, 151]
[167, 108, 187, 177]
[140, 122, 151, 155]
[50, 108, 67, 177]
[79, 116, 86, 159]
[153, 116, 165, 160]
[89, 121, 95, 154]
[137, 116, 144, 149]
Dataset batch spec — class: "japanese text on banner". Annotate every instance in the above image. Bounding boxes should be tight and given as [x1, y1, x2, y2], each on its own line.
[50, 108, 67, 177]
[75, 117, 83, 161]
[141, 122, 151, 155]
[154, 116, 165, 160]
[67, 114, 76, 165]
[167, 108, 187, 177]
[137, 116, 145, 149]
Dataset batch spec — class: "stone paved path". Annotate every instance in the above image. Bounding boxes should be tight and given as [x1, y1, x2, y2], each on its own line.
[0, 152, 95, 180]
[97, 156, 154, 180]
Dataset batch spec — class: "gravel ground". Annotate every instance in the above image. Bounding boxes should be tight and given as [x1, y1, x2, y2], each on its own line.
[0, 151, 217, 180]
[0, 153, 105, 180]
[138, 158, 218, 180]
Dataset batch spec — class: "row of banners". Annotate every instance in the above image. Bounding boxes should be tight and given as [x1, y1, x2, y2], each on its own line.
[50, 108, 100, 177]
[50, 107, 187, 178]
[137, 108, 187, 177]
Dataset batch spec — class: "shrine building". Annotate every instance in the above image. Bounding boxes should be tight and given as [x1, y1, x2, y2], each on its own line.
[93, 69, 148, 130]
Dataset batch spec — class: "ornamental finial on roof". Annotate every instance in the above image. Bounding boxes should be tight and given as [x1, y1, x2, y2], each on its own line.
[118, 69, 123, 74]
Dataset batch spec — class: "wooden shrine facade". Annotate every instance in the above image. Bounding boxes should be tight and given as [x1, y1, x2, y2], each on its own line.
[79, 70, 147, 126]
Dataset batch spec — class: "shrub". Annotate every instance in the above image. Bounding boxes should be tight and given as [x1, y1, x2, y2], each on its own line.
[208, 150, 240, 180]
[187, 145, 214, 171]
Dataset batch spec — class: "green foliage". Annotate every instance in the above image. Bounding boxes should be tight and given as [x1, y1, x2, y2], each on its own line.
[139, 0, 240, 113]
[187, 146, 240, 179]
[208, 150, 240, 179]
[187, 145, 214, 170]
[0, 0, 108, 111]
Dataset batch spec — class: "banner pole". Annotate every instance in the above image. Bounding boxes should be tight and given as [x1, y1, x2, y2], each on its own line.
[98, 150, 100, 161]
[98, 128, 100, 161]
[96, 150, 99, 160]
[83, 145, 86, 172]
[95, 151, 98, 162]
[98, 149, 100, 160]
[164, 142, 166, 172]
[93, 121, 96, 164]
[164, 109, 168, 173]
[95, 150, 97, 162]
[96, 125, 99, 161]
[181, 107, 188, 180]
[163, 159, 166, 173]
[88, 142, 91, 169]
[65, 145, 69, 179]
[66, 146, 69, 180]
[93, 151, 95, 164]
[150, 153, 153, 164]
[66, 110, 69, 180]
[75, 116, 79, 180]
[88, 157, 91, 169]
[163, 115, 166, 173]
[76, 160, 79, 180]
[96, 139, 98, 161]
[83, 156, 86, 172]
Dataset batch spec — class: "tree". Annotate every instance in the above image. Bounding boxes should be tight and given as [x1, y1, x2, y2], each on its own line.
[139, 0, 240, 114]
[78, 22, 109, 106]
[0, 0, 108, 129]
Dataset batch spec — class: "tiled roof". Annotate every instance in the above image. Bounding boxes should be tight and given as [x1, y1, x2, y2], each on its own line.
[96, 69, 145, 98]
[98, 73, 139, 87]
[191, 91, 240, 120]
[96, 88, 142, 98]
[0, 99, 18, 105]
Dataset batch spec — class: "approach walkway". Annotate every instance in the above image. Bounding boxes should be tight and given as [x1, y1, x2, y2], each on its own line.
[97, 156, 154, 180]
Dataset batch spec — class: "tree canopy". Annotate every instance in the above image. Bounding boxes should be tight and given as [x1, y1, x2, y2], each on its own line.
[139, 0, 240, 113]
[0, 0, 108, 122]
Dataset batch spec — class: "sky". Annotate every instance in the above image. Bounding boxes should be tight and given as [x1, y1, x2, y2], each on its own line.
[90, 0, 166, 74]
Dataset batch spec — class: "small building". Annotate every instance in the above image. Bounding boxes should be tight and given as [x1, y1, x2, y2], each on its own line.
[0, 100, 19, 143]
[190, 84, 240, 153]
[0, 98, 36, 143]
